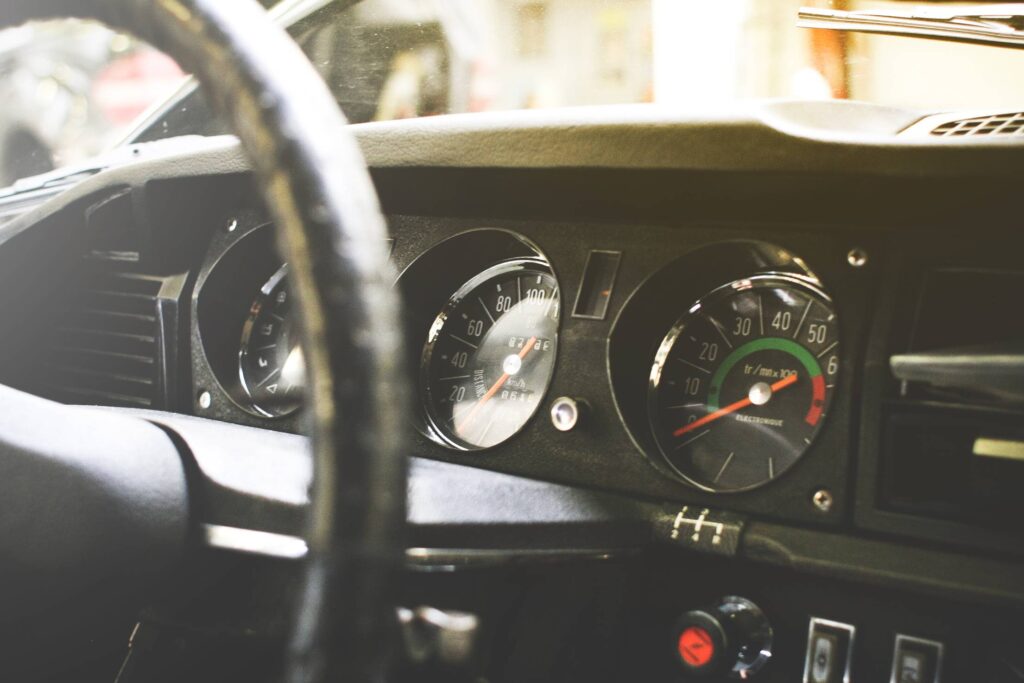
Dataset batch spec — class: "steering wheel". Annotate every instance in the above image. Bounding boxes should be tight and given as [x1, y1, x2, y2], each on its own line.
[0, 1, 405, 682]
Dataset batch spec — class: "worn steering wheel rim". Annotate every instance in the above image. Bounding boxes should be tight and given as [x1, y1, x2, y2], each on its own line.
[0, 2, 406, 682]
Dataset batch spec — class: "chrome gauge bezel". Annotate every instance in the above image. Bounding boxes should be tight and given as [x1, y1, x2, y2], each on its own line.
[647, 272, 839, 492]
[419, 257, 560, 452]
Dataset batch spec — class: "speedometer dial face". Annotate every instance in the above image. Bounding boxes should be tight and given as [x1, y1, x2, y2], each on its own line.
[421, 259, 559, 451]
[238, 266, 303, 418]
[648, 275, 839, 492]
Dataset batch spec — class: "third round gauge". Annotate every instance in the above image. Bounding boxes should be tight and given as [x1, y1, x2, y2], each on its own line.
[648, 274, 839, 492]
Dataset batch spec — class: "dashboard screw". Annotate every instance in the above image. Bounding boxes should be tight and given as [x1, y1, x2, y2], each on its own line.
[846, 248, 868, 268]
[812, 489, 834, 513]
[197, 390, 212, 410]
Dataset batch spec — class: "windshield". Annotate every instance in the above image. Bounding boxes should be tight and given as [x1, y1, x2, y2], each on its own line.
[128, 0, 1024, 144]
[2, 0, 1024, 183]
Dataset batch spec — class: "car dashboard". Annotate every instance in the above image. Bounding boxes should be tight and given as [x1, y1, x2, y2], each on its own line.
[0, 101, 1021, 682]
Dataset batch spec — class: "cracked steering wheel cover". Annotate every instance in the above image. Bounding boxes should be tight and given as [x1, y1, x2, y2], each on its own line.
[0, 1, 407, 682]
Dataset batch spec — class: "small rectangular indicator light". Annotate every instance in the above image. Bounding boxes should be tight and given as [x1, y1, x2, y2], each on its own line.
[973, 437, 1024, 462]
[572, 250, 622, 321]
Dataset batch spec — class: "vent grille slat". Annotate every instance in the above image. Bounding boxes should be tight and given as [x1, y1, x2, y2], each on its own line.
[49, 385, 156, 409]
[931, 112, 1024, 137]
[43, 271, 164, 409]
[52, 327, 157, 356]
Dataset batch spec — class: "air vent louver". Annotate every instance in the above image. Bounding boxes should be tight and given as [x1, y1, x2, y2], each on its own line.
[931, 112, 1024, 137]
[42, 270, 165, 408]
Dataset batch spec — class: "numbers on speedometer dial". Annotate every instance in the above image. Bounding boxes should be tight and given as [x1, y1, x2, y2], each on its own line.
[648, 275, 839, 492]
[421, 259, 559, 451]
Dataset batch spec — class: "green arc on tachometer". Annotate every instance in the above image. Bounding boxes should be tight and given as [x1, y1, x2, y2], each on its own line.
[706, 337, 826, 426]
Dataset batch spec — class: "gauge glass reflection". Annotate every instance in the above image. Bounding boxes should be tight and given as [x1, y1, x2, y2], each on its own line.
[421, 259, 560, 450]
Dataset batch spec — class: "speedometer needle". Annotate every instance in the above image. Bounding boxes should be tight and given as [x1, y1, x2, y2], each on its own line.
[673, 372, 798, 438]
[456, 336, 538, 434]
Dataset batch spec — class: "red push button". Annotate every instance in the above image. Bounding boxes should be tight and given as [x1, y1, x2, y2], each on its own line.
[678, 625, 715, 668]
[674, 598, 772, 677]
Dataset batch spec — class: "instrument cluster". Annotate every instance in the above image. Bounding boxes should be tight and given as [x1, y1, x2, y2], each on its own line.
[191, 218, 859, 522]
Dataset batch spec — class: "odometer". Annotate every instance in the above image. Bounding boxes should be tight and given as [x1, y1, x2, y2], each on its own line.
[648, 274, 839, 491]
[421, 259, 559, 450]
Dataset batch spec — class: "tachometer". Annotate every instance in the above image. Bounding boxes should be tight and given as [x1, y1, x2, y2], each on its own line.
[648, 274, 839, 491]
[421, 259, 559, 450]
[238, 265, 304, 418]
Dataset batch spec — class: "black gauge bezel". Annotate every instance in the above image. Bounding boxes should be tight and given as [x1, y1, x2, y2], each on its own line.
[647, 272, 839, 493]
[237, 264, 300, 419]
[419, 257, 560, 452]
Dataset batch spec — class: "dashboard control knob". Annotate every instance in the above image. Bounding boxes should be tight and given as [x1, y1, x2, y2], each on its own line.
[550, 396, 586, 431]
[673, 596, 773, 678]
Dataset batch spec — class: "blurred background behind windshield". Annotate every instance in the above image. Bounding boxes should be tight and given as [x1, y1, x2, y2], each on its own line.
[1, 0, 1023, 186]
[0, 19, 183, 185]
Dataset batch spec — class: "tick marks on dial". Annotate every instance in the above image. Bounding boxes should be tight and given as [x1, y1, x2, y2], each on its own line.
[675, 428, 711, 450]
[478, 297, 496, 324]
[707, 315, 734, 349]
[676, 357, 710, 374]
[817, 341, 839, 358]
[714, 452, 735, 483]
[793, 299, 813, 339]
[450, 334, 479, 350]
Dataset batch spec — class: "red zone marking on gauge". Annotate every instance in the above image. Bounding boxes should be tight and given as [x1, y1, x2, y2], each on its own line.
[677, 626, 715, 667]
[806, 374, 826, 426]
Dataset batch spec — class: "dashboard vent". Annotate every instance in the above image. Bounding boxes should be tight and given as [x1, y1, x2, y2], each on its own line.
[930, 112, 1024, 137]
[42, 269, 166, 408]
[880, 269, 1024, 537]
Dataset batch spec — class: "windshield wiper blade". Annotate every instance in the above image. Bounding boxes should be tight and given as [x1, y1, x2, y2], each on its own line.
[798, 4, 1024, 49]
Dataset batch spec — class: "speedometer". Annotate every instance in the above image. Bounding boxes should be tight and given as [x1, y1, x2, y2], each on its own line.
[421, 259, 559, 450]
[648, 274, 839, 492]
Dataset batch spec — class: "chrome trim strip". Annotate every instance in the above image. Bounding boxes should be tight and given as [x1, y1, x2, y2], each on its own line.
[973, 436, 1024, 462]
[202, 526, 633, 567]
[202, 523, 308, 559]
[404, 547, 634, 571]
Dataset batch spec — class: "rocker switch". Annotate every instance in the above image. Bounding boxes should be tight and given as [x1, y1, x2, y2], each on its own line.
[890, 635, 943, 683]
[804, 618, 855, 683]
[809, 632, 839, 683]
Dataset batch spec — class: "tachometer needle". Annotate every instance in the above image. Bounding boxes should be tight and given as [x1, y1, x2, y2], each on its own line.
[673, 372, 798, 438]
[455, 336, 537, 434]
